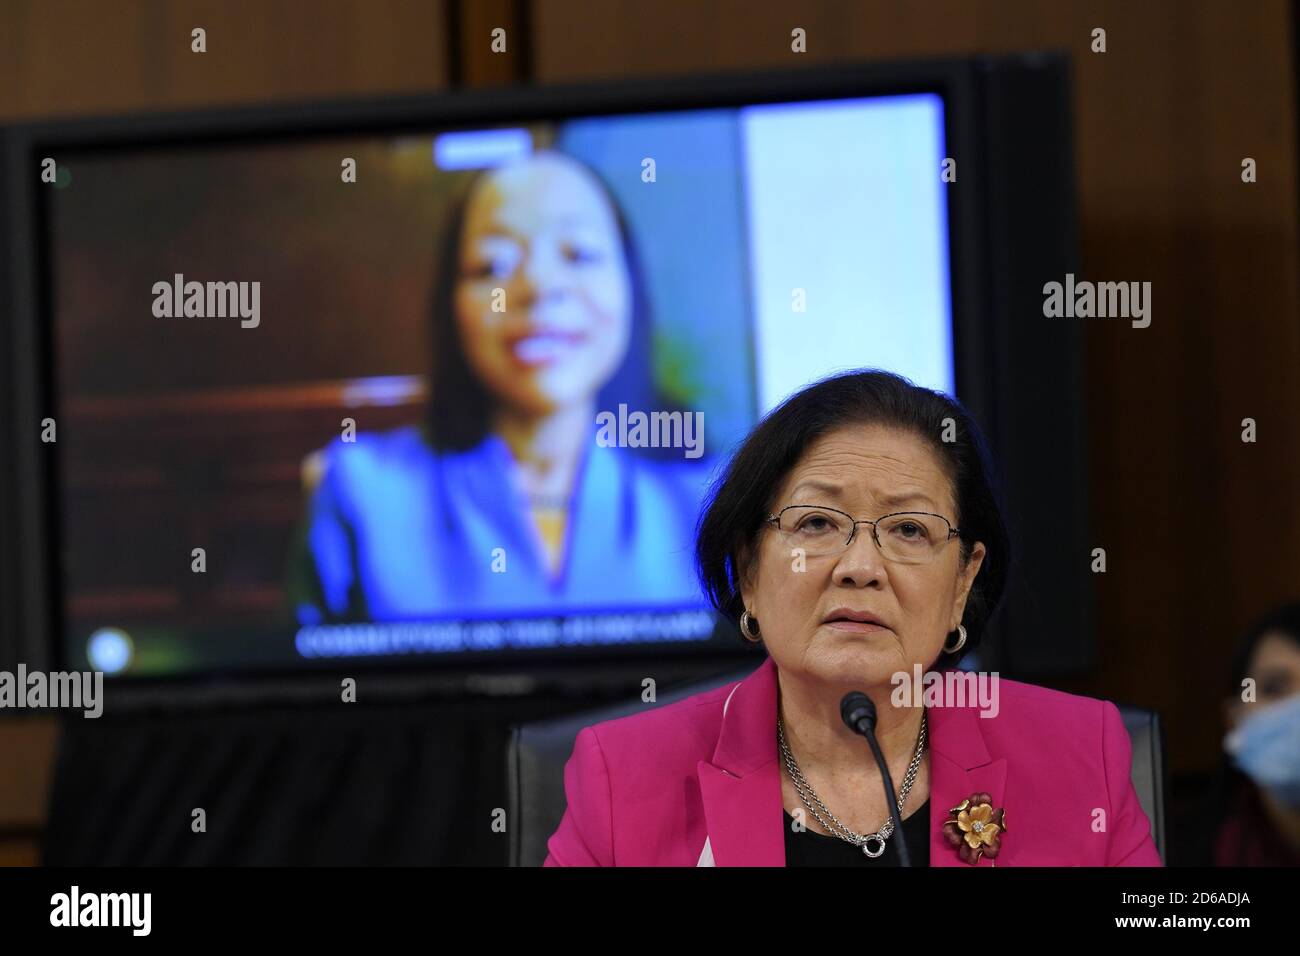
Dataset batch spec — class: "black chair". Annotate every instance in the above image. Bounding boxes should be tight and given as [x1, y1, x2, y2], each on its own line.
[507, 668, 1167, 866]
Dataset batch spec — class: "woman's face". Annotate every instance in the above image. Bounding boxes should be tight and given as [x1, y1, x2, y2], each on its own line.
[740, 422, 986, 690]
[453, 153, 633, 417]
[1226, 632, 1300, 728]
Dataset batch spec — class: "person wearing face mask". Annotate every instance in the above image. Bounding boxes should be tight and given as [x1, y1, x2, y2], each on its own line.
[545, 370, 1162, 866]
[1199, 603, 1300, 866]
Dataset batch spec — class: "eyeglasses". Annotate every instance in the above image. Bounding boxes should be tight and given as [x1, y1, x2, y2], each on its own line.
[764, 504, 962, 564]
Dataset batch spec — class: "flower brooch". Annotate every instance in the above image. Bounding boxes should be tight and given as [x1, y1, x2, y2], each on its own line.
[942, 792, 1006, 865]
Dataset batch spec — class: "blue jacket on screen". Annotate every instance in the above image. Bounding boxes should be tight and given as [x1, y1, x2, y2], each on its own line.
[292, 424, 713, 624]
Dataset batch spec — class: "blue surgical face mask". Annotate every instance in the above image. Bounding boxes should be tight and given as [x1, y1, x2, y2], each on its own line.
[1224, 692, 1300, 810]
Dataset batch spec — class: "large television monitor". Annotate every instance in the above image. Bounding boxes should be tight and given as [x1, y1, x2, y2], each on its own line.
[0, 55, 1087, 690]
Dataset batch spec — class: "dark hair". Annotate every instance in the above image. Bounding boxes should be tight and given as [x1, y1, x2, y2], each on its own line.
[1225, 602, 1300, 700]
[425, 153, 664, 451]
[694, 369, 1010, 665]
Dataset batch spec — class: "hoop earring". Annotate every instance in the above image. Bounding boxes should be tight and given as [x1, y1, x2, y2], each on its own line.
[943, 624, 967, 654]
[740, 610, 762, 642]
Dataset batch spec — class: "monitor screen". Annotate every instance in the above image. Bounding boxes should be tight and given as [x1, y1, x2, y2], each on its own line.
[45, 91, 952, 676]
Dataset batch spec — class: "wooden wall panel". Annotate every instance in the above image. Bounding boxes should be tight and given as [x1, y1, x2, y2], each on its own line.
[0, 0, 449, 120]
[0, 718, 59, 865]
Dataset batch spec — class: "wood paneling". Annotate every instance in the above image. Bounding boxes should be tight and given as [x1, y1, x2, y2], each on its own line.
[0, 0, 449, 120]
[0, 717, 59, 855]
[450, 0, 531, 87]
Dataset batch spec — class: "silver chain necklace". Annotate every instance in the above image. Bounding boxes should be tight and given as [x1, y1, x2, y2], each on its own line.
[778, 709, 927, 858]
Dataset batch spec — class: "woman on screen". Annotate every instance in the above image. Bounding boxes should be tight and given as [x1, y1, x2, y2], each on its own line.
[545, 370, 1163, 866]
[291, 150, 711, 625]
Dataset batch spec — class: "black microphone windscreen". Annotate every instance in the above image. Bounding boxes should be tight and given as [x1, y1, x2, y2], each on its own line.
[840, 691, 876, 734]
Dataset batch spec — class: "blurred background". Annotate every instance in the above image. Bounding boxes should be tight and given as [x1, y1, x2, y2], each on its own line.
[1, 0, 1298, 867]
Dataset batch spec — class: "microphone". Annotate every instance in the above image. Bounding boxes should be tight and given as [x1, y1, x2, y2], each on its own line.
[840, 691, 912, 867]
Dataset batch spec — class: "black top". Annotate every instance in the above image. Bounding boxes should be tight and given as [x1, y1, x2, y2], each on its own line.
[783, 800, 931, 867]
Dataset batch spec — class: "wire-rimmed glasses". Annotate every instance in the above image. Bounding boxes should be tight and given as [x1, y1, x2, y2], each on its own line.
[765, 504, 962, 564]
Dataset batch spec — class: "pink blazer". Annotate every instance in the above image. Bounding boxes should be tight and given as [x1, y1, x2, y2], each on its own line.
[545, 656, 1163, 866]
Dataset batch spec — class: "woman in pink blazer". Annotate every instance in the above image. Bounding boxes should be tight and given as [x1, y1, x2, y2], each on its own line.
[546, 370, 1162, 867]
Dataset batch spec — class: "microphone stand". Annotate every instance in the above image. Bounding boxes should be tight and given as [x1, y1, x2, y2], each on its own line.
[842, 692, 912, 867]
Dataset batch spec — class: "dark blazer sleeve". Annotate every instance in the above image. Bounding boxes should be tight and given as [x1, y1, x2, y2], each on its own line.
[544, 726, 615, 867]
[1101, 701, 1164, 866]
